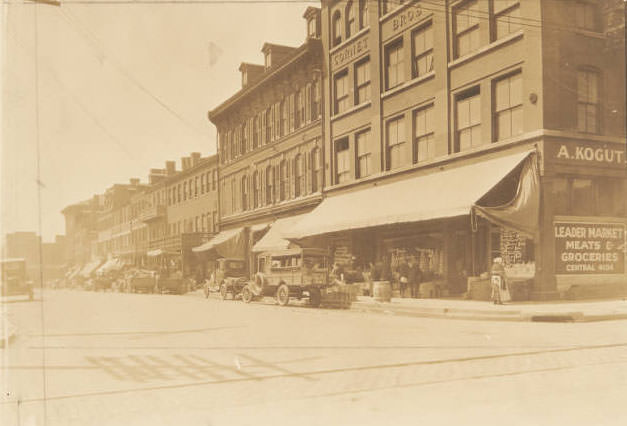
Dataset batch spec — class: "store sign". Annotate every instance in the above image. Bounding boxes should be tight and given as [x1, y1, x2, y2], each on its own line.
[391, 6, 424, 32]
[548, 141, 625, 168]
[331, 35, 368, 70]
[554, 221, 626, 274]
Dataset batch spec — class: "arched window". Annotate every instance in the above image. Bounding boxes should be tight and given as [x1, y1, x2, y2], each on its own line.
[294, 154, 303, 198]
[346, 1, 356, 38]
[280, 99, 288, 137]
[279, 159, 288, 201]
[240, 123, 247, 155]
[253, 115, 260, 149]
[332, 11, 342, 47]
[241, 175, 248, 211]
[265, 165, 274, 205]
[252, 170, 260, 209]
[359, 0, 368, 29]
[311, 147, 321, 193]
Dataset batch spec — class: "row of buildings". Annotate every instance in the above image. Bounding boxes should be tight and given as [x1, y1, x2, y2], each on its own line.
[63, 1, 626, 300]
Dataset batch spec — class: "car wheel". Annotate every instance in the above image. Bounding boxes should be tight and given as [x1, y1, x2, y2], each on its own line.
[220, 284, 228, 300]
[276, 284, 290, 306]
[308, 288, 321, 308]
[241, 286, 253, 304]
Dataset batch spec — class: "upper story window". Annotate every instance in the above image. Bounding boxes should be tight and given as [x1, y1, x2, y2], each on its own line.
[346, 1, 356, 39]
[253, 115, 260, 149]
[298, 87, 306, 126]
[332, 11, 342, 47]
[194, 176, 199, 197]
[577, 69, 599, 134]
[274, 102, 281, 140]
[494, 72, 523, 141]
[575, 1, 599, 32]
[308, 17, 317, 38]
[414, 104, 435, 163]
[334, 70, 350, 115]
[335, 138, 351, 184]
[385, 39, 404, 91]
[264, 52, 271, 69]
[382, 0, 404, 15]
[455, 86, 482, 152]
[183, 181, 187, 201]
[265, 107, 273, 144]
[312, 79, 321, 120]
[359, 0, 368, 29]
[212, 170, 217, 191]
[240, 123, 248, 155]
[279, 160, 288, 201]
[356, 129, 372, 179]
[454, 0, 481, 58]
[252, 171, 260, 209]
[412, 23, 434, 79]
[311, 147, 321, 193]
[201, 173, 206, 194]
[265, 165, 274, 205]
[230, 179, 237, 214]
[386, 116, 408, 170]
[242, 71, 247, 86]
[494, 1, 521, 40]
[280, 99, 288, 137]
[294, 154, 303, 198]
[355, 58, 371, 105]
[293, 91, 301, 129]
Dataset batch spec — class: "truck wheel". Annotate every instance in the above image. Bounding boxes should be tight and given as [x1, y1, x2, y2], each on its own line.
[309, 288, 321, 308]
[241, 286, 253, 304]
[276, 284, 290, 306]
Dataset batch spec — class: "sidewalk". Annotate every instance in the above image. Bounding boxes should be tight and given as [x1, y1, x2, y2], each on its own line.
[351, 296, 627, 322]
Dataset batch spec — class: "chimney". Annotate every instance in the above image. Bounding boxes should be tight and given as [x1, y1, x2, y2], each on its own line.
[129, 178, 140, 186]
[181, 157, 191, 171]
[191, 152, 201, 167]
[165, 161, 176, 176]
[149, 168, 167, 184]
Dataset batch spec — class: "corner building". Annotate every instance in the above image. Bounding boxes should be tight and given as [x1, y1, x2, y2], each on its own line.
[287, 0, 626, 299]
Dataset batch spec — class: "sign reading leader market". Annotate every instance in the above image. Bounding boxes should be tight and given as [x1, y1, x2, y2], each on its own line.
[554, 222, 626, 274]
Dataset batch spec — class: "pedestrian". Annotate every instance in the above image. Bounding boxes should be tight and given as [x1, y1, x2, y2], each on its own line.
[490, 257, 511, 304]
[408, 257, 422, 298]
[398, 258, 409, 298]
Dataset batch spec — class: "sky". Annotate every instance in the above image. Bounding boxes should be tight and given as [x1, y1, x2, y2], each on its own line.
[1, 0, 312, 242]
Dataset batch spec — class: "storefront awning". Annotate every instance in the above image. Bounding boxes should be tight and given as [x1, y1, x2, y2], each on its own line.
[252, 214, 308, 253]
[250, 222, 271, 233]
[147, 249, 163, 257]
[286, 150, 538, 240]
[79, 259, 104, 278]
[192, 227, 247, 258]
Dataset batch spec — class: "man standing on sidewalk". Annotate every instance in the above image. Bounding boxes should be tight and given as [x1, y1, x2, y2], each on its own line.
[408, 257, 422, 298]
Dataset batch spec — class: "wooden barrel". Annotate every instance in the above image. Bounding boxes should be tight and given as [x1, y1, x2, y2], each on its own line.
[373, 281, 392, 302]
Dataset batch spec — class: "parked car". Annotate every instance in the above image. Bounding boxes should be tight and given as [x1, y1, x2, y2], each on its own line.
[1, 258, 34, 301]
[128, 270, 157, 293]
[241, 248, 350, 308]
[157, 272, 192, 295]
[204, 258, 248, 300]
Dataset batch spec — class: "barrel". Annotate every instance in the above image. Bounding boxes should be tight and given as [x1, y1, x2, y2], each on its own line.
[373, 281, 392, 302]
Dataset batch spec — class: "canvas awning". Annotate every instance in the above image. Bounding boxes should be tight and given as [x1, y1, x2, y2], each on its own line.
[250, 222, 271, 233]
[192, 227, 246, 258]
[286, 150, 538, 240]
[147, 249, 164, 257]
[97, 258, 124, 274]
[79, 259, 104, 278]
[252, 214, 308, 253]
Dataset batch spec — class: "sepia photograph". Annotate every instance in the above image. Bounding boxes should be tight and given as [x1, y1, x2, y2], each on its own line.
[1, 0, 626, 424]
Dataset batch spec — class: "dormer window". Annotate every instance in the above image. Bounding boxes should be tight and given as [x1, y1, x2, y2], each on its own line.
[308, 17, 316, 38]
[242, 71, 248, 86]
[264, 52, 271, 69]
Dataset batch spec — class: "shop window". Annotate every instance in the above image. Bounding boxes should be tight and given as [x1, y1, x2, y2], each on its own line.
[454, 0, 481, 58]
[413, 104, 435, 163]
[494, 1, 521, 40]
[572, 178, 595, 216]
[494, 72, 523, 141]
[311, 147, 322, 193]
[334, 70, 349, 115]
[359, 0, 368, 29]
[577, 69, 599, 134]
[597, 178, 626, 217]
[279, 160, 288, 201]
[355, 58, 371, 105]
[332, 11, 342, 47]
[385, 39, 404, 91]
[265, 165, 274, 205]
[412, 23, 434, 79]
[356, 130, 372, 179]
[335, 138, 351, 184]
[386, 116, 408, 170]
[455, 87, 482, 152]
[575, 1, 599, 32]
[346, 1, 356, 39]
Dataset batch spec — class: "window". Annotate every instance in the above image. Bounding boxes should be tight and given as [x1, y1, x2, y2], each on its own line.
[311, 147, 321, 193]
[355, 58, 371, 105]
[333, 11, 342, 47]
[252, 171, 260, 209]
[294, 92, 300, 129]
[577, 69, 599, 134]
[334, 70, 349, 114]
[253, 115, 260, 149]
[494, 1, 521, 40]
[454, 0, 480, 58]
[356, 130, 372, 179]
[412, 23, 434, 78]
[346, 1, 356, 38]
[265, 107, 273, 143]
[241, 176, 248, 211]
[279, 160, 288, 201]
[455, 87, 482, 152]
[553, 177, 626, 217]
[213, 170, 217, 191]
[201, 173, 206, 194]
[299, 87, 306, 126]
[359, 0, 368, 29]
[308, 17, 317, 38]
[335, 138, 351, 184]
[194, 176, 199, 197]
[414, 105, 435, 163]
[572, 178, 595, 216]
[240, 123, 248, 155]
[230, 179, 236, 214]
[312, 79, 321, 120]
[265, 165, 274, 205]
[494, 72, 523, 141]
[264, 52, 271, 68]
[280, 100, 288, 137]
[177, 184, 181, 203]
[385, 39, 404, 90]
[386, 116, 408, 170]
[294, 154, 303, 197]
[183, 181, 187, 201]
[274, 102, 281, 140]
[382, 0, 404, 15]
[575, 1, 598, 32]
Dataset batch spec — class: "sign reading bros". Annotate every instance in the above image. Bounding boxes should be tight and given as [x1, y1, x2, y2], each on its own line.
[554, 221, 626, 274]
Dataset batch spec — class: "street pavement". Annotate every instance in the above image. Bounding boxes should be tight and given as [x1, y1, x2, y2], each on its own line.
[2, 289, 627, 426]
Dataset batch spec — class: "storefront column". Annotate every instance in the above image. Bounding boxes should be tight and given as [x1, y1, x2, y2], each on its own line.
[531, 176, 559, 300]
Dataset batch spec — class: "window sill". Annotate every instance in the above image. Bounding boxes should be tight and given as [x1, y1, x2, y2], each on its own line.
[331, 101, 372, 122]
[574, 29, 605, 39]
[381, 72, 435, 100]
[329, 27, 370, 55]
[448, 30, 524, 69]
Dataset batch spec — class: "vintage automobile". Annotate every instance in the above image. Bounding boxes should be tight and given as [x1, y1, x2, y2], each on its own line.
[1, 258, 34, 301]
[157, 272, 192, 295]
[241, 248, 350, 308]
[204, 258, 248, 300]
[127, 270, 157, 293]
